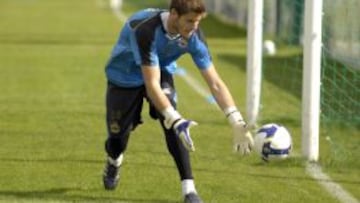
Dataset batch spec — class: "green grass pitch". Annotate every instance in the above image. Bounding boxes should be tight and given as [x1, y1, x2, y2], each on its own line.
[0, 0, 358, 202]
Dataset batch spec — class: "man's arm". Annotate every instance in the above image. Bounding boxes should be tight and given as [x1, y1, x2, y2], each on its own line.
[141, 65, 172, 111]
[200, 63, 235, 110]
[142, 65, 197, 151]
[201, 63, 254, 155]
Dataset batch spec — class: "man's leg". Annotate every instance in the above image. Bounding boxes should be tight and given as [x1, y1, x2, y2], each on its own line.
[150, 72, 202, 202]
[103, 82, 144, 190]
[160, 118, 203, 203]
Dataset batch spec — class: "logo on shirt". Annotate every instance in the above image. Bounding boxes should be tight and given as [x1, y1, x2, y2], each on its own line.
[178, 38, 188, 48]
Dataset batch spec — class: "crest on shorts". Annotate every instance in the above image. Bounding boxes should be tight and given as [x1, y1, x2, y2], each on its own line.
[110, 110, 122, 134]
[110, 121, 121, 134]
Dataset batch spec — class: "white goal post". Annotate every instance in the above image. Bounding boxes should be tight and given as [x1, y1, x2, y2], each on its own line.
[246, 0, 323, 161]
[246, 0, 263, 128]
[301, 0, 323, 161]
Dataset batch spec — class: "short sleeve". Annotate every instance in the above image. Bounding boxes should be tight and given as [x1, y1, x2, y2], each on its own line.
[189, 30, 212, 70]
[130, 26, 159, 67]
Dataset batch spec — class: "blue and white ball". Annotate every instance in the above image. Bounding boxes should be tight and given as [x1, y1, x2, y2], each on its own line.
[254, 123, 292, 161]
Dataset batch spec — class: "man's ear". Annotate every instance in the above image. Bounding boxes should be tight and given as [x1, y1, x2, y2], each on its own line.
[169, 8, 179, 18]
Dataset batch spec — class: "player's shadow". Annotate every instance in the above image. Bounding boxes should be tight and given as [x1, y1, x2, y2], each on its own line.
[0, 157, 179, 202]
[0, 157, 102, 164]
[0, 188, 178, 203]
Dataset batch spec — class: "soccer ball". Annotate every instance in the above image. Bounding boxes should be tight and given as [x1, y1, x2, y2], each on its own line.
[254, 123, 292, 161]
[263, 40, 276, 55]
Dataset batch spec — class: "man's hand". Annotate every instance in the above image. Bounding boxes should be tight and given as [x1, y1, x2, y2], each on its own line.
[232, 121, 254, 155]
[173, 119, 198, 152]
[224, 107, 254, 155]
[162, 107, 198, 152]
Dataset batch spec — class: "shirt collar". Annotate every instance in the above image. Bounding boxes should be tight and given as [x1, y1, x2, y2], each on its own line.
[161, 11, 181, 40]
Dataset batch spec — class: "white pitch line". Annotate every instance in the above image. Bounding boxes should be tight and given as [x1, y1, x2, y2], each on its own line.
[175, 67, 217, 106]
[306, 163, 359, 203]
[112, 9, 127, 22]
[95, 0, 127, 22]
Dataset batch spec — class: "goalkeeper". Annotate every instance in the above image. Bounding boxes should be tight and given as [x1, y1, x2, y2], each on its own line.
[102, 0, 254, 202]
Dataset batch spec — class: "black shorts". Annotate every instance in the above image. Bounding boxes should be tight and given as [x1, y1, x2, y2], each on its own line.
[106, 71, 177, 136]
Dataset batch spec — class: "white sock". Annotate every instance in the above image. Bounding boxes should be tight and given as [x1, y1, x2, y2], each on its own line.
[108, 154, 123, 167]
[181, 179, 197, 196]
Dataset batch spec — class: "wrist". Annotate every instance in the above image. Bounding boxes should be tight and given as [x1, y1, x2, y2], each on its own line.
[162, 106, 181, 124]
[223, 106, 245, 126]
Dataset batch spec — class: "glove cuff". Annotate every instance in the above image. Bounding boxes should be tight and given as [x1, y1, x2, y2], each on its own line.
[162, 106, 181, 129]
[224, 106, 245, 126]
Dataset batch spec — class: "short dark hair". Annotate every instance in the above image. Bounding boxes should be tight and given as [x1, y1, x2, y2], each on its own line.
[169, 0, 206, 16]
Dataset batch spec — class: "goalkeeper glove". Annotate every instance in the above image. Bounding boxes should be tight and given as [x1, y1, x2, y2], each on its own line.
[163, 107, 198, 152]
[225, 107, 254, 155]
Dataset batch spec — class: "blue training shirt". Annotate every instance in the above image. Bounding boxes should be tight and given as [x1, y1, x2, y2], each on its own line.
[105, 8, 212, 87]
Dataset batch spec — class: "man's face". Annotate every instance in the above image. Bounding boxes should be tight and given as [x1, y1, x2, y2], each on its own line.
[175, 12, 203, 39]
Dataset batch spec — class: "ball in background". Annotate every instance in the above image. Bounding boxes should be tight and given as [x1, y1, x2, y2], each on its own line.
[263, 40, 277, 56]
[110, 0, 123, 11]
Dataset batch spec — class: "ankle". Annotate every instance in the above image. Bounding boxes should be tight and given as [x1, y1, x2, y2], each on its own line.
[108, 154, 123, 167]
[181, 179, 197, 196]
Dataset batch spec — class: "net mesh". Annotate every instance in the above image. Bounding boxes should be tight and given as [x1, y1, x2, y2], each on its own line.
[205, 0, 360, 125]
